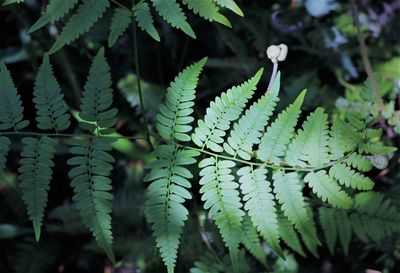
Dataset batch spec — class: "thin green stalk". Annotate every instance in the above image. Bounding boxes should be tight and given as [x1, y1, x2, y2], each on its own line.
[132, 0, 153, 150]
[350, 0, 385, 114]
[111, 0, 130, 10]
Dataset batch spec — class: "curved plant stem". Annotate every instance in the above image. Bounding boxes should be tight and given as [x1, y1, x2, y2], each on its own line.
[132, 0, 153, 150]
[350, 0, 385, 114]
[267, 62, 278, 92]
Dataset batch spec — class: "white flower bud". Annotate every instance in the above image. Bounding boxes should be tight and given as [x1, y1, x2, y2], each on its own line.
[277, 44, 288, 61]
[266, 45, 280, 63]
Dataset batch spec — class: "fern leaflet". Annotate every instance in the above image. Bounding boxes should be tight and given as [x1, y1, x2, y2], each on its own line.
[49, 0, 110, 54]
[241, 215, 267, 266]
[33, 54, 71, 132]
[108, 8, 132, 47]
[18, 136, 56, 241]
[151, 0, 196, 38]
[133, 1, 160, 42]
[28, 0, 79, 33]
[0, 61, 29, 130]
[0, 136, 11, 171]
[182, 0, 231, 27]
[213, 0, 243, 16]
[329, 163, 374, 190]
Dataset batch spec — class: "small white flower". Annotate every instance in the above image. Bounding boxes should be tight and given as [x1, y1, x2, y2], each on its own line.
[266, 44, 288, 63]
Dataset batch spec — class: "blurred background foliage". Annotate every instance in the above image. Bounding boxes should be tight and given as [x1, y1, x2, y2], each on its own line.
[0, 0, 399, 272]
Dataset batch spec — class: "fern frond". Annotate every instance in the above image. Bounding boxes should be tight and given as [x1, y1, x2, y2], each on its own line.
[199, 157, 244, 271]
[213, 0, 243, 17]
[272, 171, 320, 248]
[18, 136, 56, 241]
[3, 0, 24, 5]
[358, 142, 397, 154]
[33, 54, 70, 132]
[305, 171, 352, 209]
[192, 69, 263, 152]
[318, 207, 337, 254]
[0, 61, 29, 130]
[344, 152, 372, 172]
[224, 73, 280, 160]
[28, 0, 79, 33]
[277, 216, 305, 256]
[108, 8, 132, 47]
[329, 119, 360, 160]
[68, 137, 115, 263]
[79, 48, 117, 135]
[49, 0, 109, 54]
[335, 209, 351, 255]
[156, 58, 207, 142]
[241, 215, 267, 266]
[133, 1, 160, 42]
[151, 0, 196, 39]
[285, 107, 330, 167]
[257, 89, 306, 163]
[145, 144, 199, 273]
[238, 166, 282, 257]
[183, 0, 231, 27]
[329, 163, 374, 190]
[0, 136, 11, 171]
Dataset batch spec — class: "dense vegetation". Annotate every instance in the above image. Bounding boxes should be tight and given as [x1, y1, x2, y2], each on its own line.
[0, 0, 399, 273]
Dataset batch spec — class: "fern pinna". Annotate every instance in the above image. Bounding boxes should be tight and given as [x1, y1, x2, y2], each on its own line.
[15, 0, 243, 53]
[0, 48, 117, 263]
[146, 57, 397, 272]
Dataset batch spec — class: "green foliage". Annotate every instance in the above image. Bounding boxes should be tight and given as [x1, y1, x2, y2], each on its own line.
[108, 8, 132, 47]
[133, 1, 160, 42]
[28, 0, 79, 33]
[0, 136, 11, 171]
[49, 0, 110, 54]
[18, 136, 56, 241]
[33, 55, 70, 132]
[0, 61, 29, 130]
[241, 215, 267, 265]
[182, 0, 231, 28]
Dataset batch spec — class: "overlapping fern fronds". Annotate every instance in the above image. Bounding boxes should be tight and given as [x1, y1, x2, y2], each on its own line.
[146, 57, 397, 272]
[0, 48, 117, 263]
[21, 0, 243, 53]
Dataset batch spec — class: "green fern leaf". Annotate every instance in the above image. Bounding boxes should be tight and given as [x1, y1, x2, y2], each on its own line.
[68, 137, 115, 263]
[273, 171, 320, 247]
[213, 0, 243, 16]
[329, 119, 360, 160]
[318, 207, 337, 254]
[145, 144, 199, 273]
[151, 0, 196, 38]
[335, 209, 351, 255]
[304, 170, 353, 209]
[183, 0, 231, 27]
[190, 251, 224, 273]
[238, 166, 282, 257]
[224, 73, 280, 160]
[79, 48, 117, 135]
[28, 0, 79, 33]
[344, 152, 372, 172]
[18, 136, 56, 241]
[156, 58, 207, 142]
[33, 54, 70, 132]
[257, 89, 306, 163]
[358, 142, 397, 154]
[133, 1, 160, 42]
[0, 61, 29, 130]
[241, 215, 267, 266]
[329, 163, 374, 190]
[0, 136, 11, 171]
[108, 8, 132, 47]
[285, 107, 330, 167]
[199, 157, 244, 271]
[277, 216, 305, 256]
[49, 0, 109, 54]
[192, 69, 263, 152]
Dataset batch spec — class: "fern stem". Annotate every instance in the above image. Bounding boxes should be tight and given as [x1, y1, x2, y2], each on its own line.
[349, 0, 385, 114]
[174, 143, 355, 172]
[110, 0, 130, 11]
[132, 0, 153, 150]
[267, 62, 278, 92]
